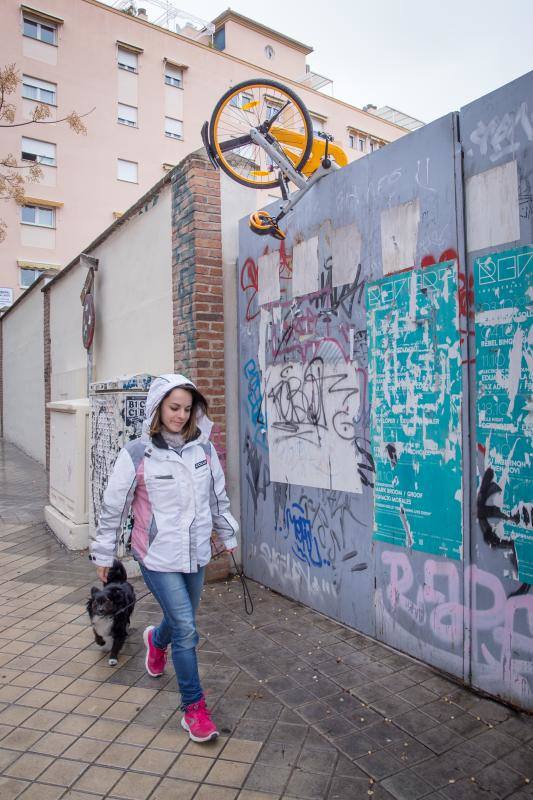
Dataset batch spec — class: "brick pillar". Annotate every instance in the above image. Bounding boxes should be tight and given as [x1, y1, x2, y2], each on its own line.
[43, 289, 51, 474]
[171, 151, 229, 582]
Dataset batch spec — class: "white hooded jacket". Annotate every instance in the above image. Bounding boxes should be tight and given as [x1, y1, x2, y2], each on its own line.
[90, 374, 239, 572]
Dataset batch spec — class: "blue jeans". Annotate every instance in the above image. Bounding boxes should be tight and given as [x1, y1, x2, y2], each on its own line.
[140, 565, 205, 709]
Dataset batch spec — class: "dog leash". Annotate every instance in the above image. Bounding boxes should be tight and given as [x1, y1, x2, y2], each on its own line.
[230, 552, 254, 616]
[98, 553, 253, 618]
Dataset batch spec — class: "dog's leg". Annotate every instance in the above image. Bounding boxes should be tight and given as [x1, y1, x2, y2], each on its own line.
[94, 631, 106, 647]
[108, 635, 126, 666]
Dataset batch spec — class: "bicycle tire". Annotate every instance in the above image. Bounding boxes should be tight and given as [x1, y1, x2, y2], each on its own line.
[209, 78, 313, 190]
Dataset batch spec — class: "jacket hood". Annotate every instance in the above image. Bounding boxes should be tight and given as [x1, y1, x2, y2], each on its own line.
[142, 374, 213, 440]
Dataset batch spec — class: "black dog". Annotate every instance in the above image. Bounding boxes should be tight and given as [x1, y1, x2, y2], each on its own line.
[87, 559, 136, 666]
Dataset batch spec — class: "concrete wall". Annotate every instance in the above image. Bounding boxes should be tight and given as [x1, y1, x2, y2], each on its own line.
[237, 71, 533, 711]
[93, 185, 174, 383]
[2, 282, 46, 464]
[49, 263, 87, 401]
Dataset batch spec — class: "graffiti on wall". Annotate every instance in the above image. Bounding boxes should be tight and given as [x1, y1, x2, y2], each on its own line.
[377, 549, 533, 697]
[366, 260, 463, 559]
[265, 357, 363, 494]
[474, 246, 533, 584]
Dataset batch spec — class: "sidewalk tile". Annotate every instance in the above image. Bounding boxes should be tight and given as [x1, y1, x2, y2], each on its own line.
[37, 757, 87, 786]
[130, 747, 177, 773]
[168, 754, 214, 781]
[3, 752, 53, 780]
[73, 764, 124, 794]
[206, 759, 251, 787]
[111, 771, 160, 799]
[220, 738, 262, 762]
[146, 778, 198, 800]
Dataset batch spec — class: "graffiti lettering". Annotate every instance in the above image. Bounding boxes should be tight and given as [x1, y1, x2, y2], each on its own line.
[469, 101, 533, 163]
[243, 359, 267, 450]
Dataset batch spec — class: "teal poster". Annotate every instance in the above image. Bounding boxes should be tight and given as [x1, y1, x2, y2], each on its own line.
[366, 260, 463, 559]
[474, 246, 533, 583]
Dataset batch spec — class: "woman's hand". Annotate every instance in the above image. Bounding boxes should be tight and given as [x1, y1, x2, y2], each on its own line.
[96, 566, 109, 583]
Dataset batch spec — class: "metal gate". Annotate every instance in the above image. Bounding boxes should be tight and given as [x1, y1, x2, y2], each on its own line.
[237, 71, 533, 709]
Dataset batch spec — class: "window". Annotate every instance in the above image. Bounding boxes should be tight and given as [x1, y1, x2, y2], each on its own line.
[20, 267, 44, 288]
[230, 92, 253, 110]
[310, 115, 324, 135]
[359, 137, 366, 152]
[349, 134, 356, 149]
[21, 204, 55, 227]
[117, 103, 138, 127]
[213, 26, 225, 51]
[165, 64, 183, 88]
[23, 14, 57, 45]
[117, 159, 138, 183]
[265, 45, 275, 59]
[21, 137, 56, 166]
[117, 47, 138, 73]
[22, 75, 56, 105]
[165, 117, 183, 140]
[267, 103, 282, 121]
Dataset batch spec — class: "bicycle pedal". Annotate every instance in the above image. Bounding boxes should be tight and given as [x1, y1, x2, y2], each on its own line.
[249, 211, 286, 240]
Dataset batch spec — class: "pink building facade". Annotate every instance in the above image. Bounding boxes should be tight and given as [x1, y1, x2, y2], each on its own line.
[0, 0, 408, 305]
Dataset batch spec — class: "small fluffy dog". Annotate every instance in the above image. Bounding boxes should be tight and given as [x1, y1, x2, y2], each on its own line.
[87, 559, 136, 666]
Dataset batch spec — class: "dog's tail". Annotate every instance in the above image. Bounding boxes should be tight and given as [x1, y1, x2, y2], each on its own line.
[106, 559, 128, 584]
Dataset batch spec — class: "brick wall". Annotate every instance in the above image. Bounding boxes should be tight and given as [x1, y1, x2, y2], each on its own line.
[43, 289, 51, 474]
[171, 151, 231, 582]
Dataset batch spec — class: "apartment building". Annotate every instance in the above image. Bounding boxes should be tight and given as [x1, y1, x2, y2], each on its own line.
[0, 0, 409, 305]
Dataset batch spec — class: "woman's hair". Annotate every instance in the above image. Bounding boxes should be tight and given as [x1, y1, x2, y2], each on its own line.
[149, 384, 208, 442]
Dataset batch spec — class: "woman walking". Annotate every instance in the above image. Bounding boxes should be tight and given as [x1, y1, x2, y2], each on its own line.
[90, 374, 239, 742]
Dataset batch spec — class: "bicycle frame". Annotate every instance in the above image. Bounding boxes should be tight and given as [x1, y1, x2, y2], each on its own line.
[248, 127, 340, 222]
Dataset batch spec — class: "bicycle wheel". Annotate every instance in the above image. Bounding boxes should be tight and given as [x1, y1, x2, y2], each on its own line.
[209, 79, 313, 190]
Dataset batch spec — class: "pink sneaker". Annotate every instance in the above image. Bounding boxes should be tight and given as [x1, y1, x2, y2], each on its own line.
[181, 697, 218, 742]
[143, 626, 167, 677]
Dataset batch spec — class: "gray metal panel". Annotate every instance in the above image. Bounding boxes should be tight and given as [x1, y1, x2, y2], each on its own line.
[237, 114, 467, 668]
[460, 71, 533, 708]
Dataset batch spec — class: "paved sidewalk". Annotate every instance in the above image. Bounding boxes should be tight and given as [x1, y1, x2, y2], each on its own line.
[0, 439, 532, 800]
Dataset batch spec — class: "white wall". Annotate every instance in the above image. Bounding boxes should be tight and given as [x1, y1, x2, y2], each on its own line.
[50, 263, 87, 401]
[2, 286, 45, 464]
[93, 186, 174, 382]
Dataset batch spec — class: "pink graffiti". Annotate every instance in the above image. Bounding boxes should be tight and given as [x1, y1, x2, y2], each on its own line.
[381, 551, 533, 666]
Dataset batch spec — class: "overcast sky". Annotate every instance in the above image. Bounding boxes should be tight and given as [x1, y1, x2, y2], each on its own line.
[112, 0, 532, 122]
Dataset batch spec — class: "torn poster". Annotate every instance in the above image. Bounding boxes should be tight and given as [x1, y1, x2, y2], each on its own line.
[264, 358, 363, 494]
[366, 260, 463, 558]
[474, 246, 533, 583]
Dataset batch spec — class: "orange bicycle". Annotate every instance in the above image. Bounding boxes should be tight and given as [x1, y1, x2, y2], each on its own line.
[201, 78, 347, 240]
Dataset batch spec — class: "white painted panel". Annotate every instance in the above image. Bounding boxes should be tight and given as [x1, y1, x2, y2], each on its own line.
[380, 199, 420, 275]
[258, 250, 280, 305]
[21, 225, 55, 249]
[2, 289, 45, 463]
[93, 185, 174, 382]
[265, 360, 362, 493]
[292, 236, 319, 296]
[164, 85, 183, 119]
[331, 223, 362, 287]
[50, 263, 87, 401]
[465, 161, 520, 252]
[117, 69, 138, 106]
